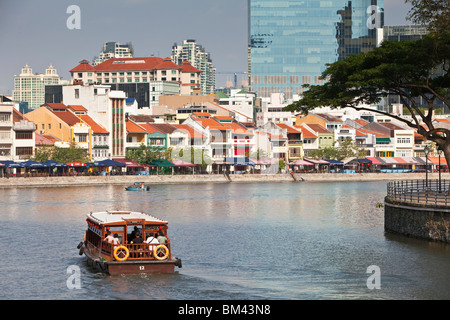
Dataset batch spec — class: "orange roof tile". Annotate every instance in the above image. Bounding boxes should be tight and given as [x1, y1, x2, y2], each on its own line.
[172, 124, 206, 139]
[307, 123, 330, 133]
[126, 121, 147, 133]
[68, 105, 87, 112]
[180, 61, 201, 73]
[296, 126, 317, 138]
[93, 57, 165, 72]
[79, 115, 108, 134]
[276, 123, 301, 134]
[70, 60, 95, 72]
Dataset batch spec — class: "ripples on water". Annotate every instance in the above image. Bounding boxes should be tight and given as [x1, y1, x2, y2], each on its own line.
[1, 181, 449, 300]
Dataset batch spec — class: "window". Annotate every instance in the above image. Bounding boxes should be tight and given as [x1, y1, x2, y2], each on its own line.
[16, 147, 33, 156]
[15, 131, 32, 139]
[75, 89, 79, 99]
[78, 134, 87, 143]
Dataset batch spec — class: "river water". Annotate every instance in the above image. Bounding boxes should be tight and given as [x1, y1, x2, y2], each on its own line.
[1, 181, 449, 300]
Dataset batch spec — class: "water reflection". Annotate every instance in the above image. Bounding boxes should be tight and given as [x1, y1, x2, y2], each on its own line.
[1, 181, 449, 300]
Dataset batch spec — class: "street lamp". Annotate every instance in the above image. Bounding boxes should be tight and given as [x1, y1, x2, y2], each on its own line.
[438, 147, 442, 192]
[424, 145, 430, 189]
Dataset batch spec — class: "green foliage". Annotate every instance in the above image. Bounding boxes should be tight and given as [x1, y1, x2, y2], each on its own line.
[125, 144, 165, 164]
[307, 137, 366, 160]
[32, 143, 90, 163]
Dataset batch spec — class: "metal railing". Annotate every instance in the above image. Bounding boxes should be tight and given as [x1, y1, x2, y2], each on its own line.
[386, 179, 450, 206]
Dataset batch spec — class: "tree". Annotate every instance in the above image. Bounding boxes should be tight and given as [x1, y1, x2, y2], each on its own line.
[126, 144, 165, 164]
[32, 142, 90, 163]
[285, 33, 450, 169]
[406, 0, 450, 34]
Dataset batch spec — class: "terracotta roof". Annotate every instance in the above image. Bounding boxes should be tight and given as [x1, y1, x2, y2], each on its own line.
[140, 123, 178, 134]
[307, 123, 330, 133]
[68, 105, 87, 112]
[172, 124, 206, 139]
[358, 128, 389, 138]
[154, 57, 182, 70]
[126, 120, 147, 133]
[93, 57, 165, 71]
[192, 116, 226, 130]
[354, 119, 369, 126]
[180, 61, 201, 73]
[296, 126, 317, 138]
[315, 113, 343, 122]
[52, 110, 82, 126]
[79, 115, 108, 134]
[70, 60, 95, 72]
[129, 115, 155, 123]
[35, 133, 57, 146]
[276, 123, 301, 134]
[43, 103, 69, 110]
[225, 122, 253, 136]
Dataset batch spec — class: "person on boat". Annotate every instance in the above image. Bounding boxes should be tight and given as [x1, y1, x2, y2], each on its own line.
[131, 232, 143, 244]
[146, 233, 160, 257]
[130, 226, 139, 240]
[157, 231, 167, 244]
[104, 231, 114, 243]
[112, 233, 120, 246]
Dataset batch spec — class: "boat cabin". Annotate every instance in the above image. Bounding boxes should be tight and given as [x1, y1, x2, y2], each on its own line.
[85, 211, 172, 262]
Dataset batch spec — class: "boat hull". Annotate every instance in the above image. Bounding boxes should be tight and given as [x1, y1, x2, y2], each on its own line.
[82, 244, 181, 275]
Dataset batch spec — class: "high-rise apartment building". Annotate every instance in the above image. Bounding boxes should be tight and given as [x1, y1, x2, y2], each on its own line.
[171, 39, 216, 95]
[93, 42, 134, 66]
[13, 65, 64, 110]
[248, 0, 384, 99]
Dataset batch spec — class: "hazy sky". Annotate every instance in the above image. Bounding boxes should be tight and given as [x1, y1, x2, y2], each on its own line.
[0, 0, 412, 94]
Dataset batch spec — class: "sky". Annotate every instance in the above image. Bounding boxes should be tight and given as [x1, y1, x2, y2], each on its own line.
[0, 0, 412, 95]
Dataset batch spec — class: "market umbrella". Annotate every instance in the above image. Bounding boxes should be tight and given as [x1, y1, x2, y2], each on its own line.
[1, 161, 24, 168]
[44, 160, 68, 167]
[66, 162, 86, 167]
[148, 159, 175, 167]
[171, 159, 195, 167]
[22, 160, 47, 168]
[94, 159, 126, 167]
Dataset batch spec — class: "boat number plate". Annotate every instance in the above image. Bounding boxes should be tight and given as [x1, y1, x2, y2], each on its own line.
[139, 266, 145, 271]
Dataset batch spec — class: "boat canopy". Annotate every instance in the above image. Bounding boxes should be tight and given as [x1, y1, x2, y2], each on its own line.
[87, 211, 168, 226]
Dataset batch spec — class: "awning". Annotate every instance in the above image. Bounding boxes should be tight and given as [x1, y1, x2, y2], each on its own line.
[148, 159, 174, 167]
[225, 157, 256, 166]
[66, 162, 86, 167]
[112, 158, 143, 167]
[94, 159, 126, 167]
[304, 158, 330, 165]
[379, 157, 398, 164]
[323, 159, 344, 165]
[250, 157, 278, 165]
[427, 157, 448, 166]
[44, 160, 68, 167]
[366, 157, 382, 165]
[289, 159, 314, 166]
[376, 137, 391, 143]
[22, 160, 47, 168]
[171, 159, 196, 167]
[1, 161, 25, 168]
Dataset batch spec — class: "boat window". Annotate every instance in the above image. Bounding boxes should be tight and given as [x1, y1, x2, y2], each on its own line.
[127, 225, 143, 242]
[105, 226, 125, 244]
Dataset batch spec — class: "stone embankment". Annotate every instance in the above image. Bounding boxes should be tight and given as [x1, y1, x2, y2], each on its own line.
[0, 172, 440, 188]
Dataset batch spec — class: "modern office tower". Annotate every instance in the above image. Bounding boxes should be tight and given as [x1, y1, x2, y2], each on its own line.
[248, 0, 384, 99]
[171, 39, 216, 95]
[93, 42, 134, 66]
[13, 65, 63, 110]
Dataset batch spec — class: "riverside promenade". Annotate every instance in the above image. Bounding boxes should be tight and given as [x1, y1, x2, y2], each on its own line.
[0, 172, 443, 188]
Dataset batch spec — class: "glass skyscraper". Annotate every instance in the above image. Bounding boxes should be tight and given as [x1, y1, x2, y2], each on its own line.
[248, 0, 384, 99]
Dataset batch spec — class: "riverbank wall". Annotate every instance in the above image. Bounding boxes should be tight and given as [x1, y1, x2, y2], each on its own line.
[0, 172, 442, 188]
[384, 197, 450, 243]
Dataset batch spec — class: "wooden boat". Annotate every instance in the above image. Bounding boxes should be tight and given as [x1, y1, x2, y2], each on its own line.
[77, 211, 182, 275]
[125, 182, 150, 191]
